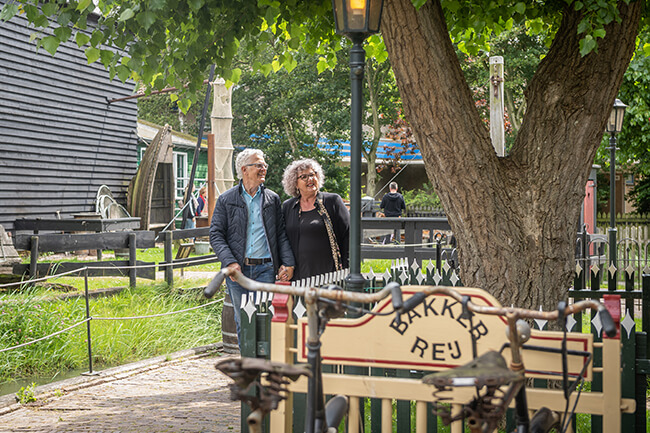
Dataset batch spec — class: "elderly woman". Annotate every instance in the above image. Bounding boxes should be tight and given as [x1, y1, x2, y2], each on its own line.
[282, 159, 349, 281]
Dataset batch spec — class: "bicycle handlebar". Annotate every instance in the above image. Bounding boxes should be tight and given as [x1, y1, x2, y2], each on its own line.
[205, 268, 617, 337]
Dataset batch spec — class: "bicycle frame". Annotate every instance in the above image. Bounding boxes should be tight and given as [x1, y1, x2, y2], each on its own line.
[205, 268, 617, 433]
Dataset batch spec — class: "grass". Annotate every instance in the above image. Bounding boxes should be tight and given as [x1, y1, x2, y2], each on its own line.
[0, 281, 224, 385]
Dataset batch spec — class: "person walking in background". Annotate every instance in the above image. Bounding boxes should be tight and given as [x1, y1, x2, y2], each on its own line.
[209, 148, 295, 343]
[281, 159, 349, 281]
[181, 184, 199, 229]
[380, 181, 406, 217]
[196, 186, 208, 216]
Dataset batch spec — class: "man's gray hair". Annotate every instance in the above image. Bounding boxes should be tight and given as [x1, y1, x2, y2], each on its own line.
[235, 149, 265, 179]
[282, 158, 325, 197]
[389, 181, 398, 191]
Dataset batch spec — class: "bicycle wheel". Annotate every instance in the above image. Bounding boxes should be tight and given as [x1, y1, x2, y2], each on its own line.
[530, 407, 561, 433]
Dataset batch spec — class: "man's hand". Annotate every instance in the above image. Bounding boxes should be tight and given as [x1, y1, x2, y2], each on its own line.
[226, 262, 241, 281]
[277, 265, 294, 282]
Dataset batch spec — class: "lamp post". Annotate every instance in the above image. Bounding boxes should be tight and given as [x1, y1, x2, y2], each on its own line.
[332, 0, 384, 294]
[606, 98, 627, 266]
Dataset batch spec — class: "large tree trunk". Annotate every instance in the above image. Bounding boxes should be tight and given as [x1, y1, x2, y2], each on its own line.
[382, 0, 641, 310]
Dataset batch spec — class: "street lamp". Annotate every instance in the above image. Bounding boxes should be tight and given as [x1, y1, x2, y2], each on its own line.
[332, 0, 384, 294]
[606, 98, 627, 265]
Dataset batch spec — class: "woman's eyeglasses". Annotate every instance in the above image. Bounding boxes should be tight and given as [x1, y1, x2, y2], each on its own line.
[298, 172, 317, 181]
[246, 163, 268, 170]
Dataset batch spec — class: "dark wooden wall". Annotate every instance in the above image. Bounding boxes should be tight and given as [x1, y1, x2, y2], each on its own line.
[0, 2, 138, 232]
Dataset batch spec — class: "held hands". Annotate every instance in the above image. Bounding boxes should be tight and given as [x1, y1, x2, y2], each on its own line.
[226, 262, 241, 281]
[277, 265, 294, 282]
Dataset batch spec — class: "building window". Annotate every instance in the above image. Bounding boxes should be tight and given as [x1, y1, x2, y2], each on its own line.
[173, 152, 188, 199]
[625, 174, 635, 186]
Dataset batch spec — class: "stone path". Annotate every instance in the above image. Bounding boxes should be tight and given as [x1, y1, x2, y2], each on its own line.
[1, 350, 240, 433]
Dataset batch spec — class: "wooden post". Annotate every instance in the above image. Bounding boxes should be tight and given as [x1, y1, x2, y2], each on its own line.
[489, 56, 505, 157]
[207, 133, 216, 223]
[164, 231, 173, 288]
[128, 232, 137, 287]
[29, 235, 39, 279]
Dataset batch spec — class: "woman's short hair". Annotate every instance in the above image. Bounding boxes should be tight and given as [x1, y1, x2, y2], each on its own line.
[235, 149, 265, 179]
[282, 159, 325, 197]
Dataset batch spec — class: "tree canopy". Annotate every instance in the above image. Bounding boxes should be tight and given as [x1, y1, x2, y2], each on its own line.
[3, 0, 648, 309]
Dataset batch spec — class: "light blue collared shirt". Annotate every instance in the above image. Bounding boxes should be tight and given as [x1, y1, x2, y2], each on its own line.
[242, 185, 271, 259]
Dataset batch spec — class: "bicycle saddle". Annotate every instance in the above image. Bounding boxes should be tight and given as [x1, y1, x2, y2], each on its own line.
[422, 350, 522, 389]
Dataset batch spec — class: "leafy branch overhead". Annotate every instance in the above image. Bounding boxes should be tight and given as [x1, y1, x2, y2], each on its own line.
[1, 0, 640, 102]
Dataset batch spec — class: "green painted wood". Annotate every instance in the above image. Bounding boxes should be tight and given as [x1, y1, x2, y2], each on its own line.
[635, 333, 647, 433]
[621, 303, 636, 433]
[395, 369, 411, 433]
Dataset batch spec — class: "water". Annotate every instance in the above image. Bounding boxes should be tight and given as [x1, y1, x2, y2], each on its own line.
[0, 367, 89, 397]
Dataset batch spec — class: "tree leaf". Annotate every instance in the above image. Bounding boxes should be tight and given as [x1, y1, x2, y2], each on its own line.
[137, 11, 156, 30]
[644, 43, 650, 57]
[579, 35, 596, 56]
[76, 0, 92, 12]
[0, 3, 19, 21]
[54, 26, 72, 42]
[85, 47, 100, 64]
[188, 0, 204, 11]
[100, 49, 114, 67]
[177, 98, 192, 114]
[118, 8, 135, 22]
[150, 0, 166, 10]
[75, 31, 90, 47]
[317, 57, 328, 74]
[116, 64, 130, 82]
[514, 2, 525, 14]
[230, 67, 242, 83]
[90, 30, 102, 47]
[41, 35, 60, 56]
[41, 2, 57, 17]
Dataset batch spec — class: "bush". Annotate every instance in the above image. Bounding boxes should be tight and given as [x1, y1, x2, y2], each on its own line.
[402, 183, 442, 209]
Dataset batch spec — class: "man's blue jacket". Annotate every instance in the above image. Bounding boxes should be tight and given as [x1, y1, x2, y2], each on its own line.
[209, 181, 295, 274]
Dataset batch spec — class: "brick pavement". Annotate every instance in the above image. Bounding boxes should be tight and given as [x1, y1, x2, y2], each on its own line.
[1, 352, 240, 433]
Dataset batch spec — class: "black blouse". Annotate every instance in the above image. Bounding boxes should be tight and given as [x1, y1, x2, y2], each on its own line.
[282, 192, 350, 281]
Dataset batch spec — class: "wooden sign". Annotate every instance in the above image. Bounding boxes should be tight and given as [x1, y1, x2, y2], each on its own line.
[296, 286, 593, 380]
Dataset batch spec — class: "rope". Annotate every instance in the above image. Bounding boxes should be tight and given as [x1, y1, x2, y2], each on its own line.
[0, 266, 90, 289]
[0, 318, 90, 353]
[0, 297, 224, 354]
[92, 297, 223, 320]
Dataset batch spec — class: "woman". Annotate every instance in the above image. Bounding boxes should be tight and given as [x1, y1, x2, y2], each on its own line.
[196, 186, 208, 216]
[281, 159, 349, 281]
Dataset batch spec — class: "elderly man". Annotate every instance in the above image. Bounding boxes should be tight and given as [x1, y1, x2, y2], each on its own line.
[210, 148, 295, 343]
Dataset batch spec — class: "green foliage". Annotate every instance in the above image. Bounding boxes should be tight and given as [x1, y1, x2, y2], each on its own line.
[402, 183, 441, 208]
[15, 382, 36, 404]
[457, 24, 547, 151]
[0, 282, 221, 383]
[1, 0, 632, 102]
[231, 49, 351, 199]
[138, 87, 210, 137]
[628, 176, 650, 213]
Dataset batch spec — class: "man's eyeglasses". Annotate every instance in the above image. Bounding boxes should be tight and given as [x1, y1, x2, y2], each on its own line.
[246, 163, 268, 170]
[298, 172, 317, 181]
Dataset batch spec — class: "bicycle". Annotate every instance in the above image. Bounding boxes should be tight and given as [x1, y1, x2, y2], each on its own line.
[205, 267, 404, 433]
[408, 286, 617, 433]
[205, 268, 617, 433]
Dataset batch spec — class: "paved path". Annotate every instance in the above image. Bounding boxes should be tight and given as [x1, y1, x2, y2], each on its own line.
[0, 349, 240, 433]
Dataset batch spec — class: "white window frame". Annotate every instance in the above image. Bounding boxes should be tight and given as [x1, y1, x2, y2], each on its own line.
[173, 151, 188, 200]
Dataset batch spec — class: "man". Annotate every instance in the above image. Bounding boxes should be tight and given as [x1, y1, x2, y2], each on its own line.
[380, 182, 406, 217]
[210, 148, 295, 343]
